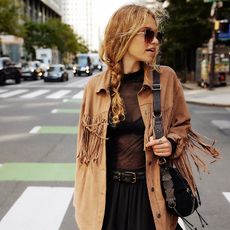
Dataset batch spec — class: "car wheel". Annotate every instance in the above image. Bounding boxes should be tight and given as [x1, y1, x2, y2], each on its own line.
[15, 75, 21, 84]
[0, 76, 5, 85]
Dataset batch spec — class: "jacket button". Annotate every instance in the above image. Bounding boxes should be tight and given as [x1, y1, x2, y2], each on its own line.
[157, 213, 161, 218]
[148, 161, 152, 166]
[151, 187, 154, 192]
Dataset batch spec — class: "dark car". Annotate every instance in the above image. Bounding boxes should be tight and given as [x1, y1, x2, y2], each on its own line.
[21, 61, 45, 80]
[44, 64, 69, 82]
[73, 54, 94, 76]
[0, 57, 21, 85]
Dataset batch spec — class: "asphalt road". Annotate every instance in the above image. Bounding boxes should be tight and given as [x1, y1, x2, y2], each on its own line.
[0, 72, 229, 230]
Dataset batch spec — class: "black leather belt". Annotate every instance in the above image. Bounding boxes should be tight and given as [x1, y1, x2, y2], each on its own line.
[112, 170, 145, 184]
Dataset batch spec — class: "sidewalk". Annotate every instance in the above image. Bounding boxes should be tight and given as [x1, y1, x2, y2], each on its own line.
[182, 82, 230, 107]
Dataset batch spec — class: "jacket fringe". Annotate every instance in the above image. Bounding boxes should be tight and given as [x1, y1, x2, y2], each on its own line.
[77, 112, 109, 165]
[173, 128, 221, 194]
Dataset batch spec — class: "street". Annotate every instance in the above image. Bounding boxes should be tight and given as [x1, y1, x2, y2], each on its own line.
[0, 73, 230, 230]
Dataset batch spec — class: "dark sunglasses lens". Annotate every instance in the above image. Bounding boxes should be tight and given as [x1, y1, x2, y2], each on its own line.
[144, 29, 155, 43]
[144, 29, 163, 43]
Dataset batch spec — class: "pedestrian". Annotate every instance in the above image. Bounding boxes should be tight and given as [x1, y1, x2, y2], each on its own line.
[73, 4, 220, 230]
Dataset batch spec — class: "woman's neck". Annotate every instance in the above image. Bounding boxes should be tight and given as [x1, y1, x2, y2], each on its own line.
[122, 60, 141, 74]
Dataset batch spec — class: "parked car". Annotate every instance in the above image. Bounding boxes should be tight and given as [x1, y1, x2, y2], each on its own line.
[21, 61, 45, 80]
[73, 54, 94, 76]
[0, 57, 21, 85]
[44, 64, 69, 82]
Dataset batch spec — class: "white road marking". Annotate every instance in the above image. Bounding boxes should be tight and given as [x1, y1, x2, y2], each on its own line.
[178, 218, 186, 230]
[0, 186, 74, 230]
[211, 120, 230, 129]
[223, 192, 230, 203]
[0, 89, 28, 98]
[46, 90, 71, 99]
[72, 90, 84, 99]
[51, 109, 58, 113]
[20, 89, 50, 98]
[66, 77, 90, 88]
[0, 89, 8, 93]
[29, 126, 41, 134]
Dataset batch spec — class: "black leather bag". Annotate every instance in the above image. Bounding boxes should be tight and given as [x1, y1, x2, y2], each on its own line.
[160, 159, 199, 217]
[152, 70, 207, 229]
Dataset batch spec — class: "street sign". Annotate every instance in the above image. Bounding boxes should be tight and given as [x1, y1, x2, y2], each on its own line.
[204, 0, 215, 2]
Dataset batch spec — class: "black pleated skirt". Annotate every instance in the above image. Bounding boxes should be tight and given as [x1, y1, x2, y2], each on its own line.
[102, 171, 155, 230]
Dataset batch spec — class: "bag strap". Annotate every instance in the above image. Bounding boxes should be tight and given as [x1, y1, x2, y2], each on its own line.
[152, 70, 164, 139]
[152, 70, 176, 204]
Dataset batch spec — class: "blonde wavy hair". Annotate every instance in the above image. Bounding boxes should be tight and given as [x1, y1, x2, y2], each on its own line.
[99, 4, 159, 126]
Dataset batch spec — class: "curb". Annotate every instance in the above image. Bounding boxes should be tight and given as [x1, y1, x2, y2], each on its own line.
[186, 100, 230, 108]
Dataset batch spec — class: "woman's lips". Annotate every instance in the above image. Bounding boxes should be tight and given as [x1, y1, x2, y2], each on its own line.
[146, 48, 156, 53]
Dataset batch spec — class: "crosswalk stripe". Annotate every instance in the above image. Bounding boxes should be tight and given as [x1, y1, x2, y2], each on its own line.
[211, 120, 230, 129]
[51, 108, 80, 114]
[29, 126, 41, 134]
[65, 77, 90, 88]
[72, 90, 84, 99]
[29, 126, 77, 134]
[63, 98, 82, 103]
[0, 89, 29, 98]
[223, 192, 230, 203]
[0, 186, 74, 230]
[0, 89, 8, 93]
[46, 90, 71, 99]
[20, 89, 50, 98]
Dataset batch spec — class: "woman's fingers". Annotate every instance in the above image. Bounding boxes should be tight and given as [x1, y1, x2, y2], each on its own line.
[146, 136, 172, 157]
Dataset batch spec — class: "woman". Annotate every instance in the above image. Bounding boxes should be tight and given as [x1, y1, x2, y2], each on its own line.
[73, 4, 219, 230]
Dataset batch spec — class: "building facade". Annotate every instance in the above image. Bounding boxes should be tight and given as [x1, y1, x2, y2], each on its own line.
[61, 0, 93, 51]
[22, 0, 61, 22]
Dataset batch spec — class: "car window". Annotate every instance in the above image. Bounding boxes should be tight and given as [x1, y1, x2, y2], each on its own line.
[78, 57, 88, 66]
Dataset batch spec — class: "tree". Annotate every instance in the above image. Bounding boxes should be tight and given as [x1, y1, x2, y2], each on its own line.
[0, 0, 23, 36]
[160, 0, 212, 80]
[23, 19, 89, 60]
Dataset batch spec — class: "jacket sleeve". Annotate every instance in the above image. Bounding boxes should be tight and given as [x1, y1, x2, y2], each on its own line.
[166, 76, 191, 159]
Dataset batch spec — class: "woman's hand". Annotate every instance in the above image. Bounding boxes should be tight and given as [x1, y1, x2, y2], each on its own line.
[146, 136, 172, 157]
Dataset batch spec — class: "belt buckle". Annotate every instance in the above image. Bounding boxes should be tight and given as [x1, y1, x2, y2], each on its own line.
[124, 171, 137, 183]
[117, 172, 121, 181]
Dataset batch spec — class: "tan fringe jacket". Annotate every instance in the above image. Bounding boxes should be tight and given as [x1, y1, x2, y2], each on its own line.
[73, 65, 219, 230]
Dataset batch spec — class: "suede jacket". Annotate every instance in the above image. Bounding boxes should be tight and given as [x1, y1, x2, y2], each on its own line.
[73, 65, 219, 230]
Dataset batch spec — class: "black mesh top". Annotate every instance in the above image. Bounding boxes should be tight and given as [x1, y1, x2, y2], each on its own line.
[106, 68, 146, 170]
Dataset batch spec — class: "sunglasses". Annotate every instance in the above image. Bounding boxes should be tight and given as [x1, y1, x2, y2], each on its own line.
[137, 28, 163, 43]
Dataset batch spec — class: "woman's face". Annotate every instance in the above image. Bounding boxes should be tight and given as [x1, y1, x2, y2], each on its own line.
[123, 14, 159, 67]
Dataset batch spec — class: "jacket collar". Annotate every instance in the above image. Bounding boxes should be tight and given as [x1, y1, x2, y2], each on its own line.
[95, 67, 154, 93]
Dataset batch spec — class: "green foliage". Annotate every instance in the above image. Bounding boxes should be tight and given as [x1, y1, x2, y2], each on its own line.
[23, 19, 89, 59]
[0, 0, 23, 36]
[160, 0, 212, 72]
